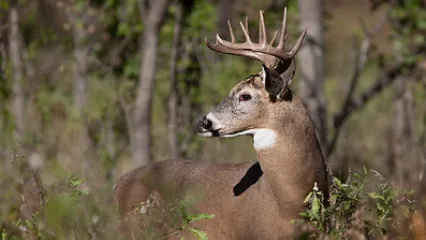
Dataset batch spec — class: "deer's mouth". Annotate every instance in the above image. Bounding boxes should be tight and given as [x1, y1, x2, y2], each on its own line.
[197, 129, 221, 137]
[197, 127, 245, 138]
[196, 123, 221, 137]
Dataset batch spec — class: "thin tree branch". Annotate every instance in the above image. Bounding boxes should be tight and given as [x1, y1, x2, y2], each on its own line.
[326, 16, 387, 156]
[327, 59, 415, 155]
[117, 83, 134, 134]
[31, 169, 45, 207]
[106, 34, 133, 66]
[8, 6, 25, 143]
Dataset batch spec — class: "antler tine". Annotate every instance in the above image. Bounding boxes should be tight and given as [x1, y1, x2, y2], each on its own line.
[227, 20, 235, 43]
[289, 27, 308, 56]
[277, 7, 288, 49]
[259, 10, 267, 44]
[239, 18, 252, 44]
[269, 31, 278, 46]
[244, 17, 249, 34]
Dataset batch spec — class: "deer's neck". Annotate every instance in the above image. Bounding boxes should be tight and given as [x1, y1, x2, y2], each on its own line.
[254, 107, 326, 216]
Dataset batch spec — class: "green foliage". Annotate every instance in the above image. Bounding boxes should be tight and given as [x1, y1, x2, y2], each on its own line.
[125, 195, 214, 239]
[298, 167, 416, 239]
[186, 228, 208, 240]
[68, 175, 89, 196]
[389, 0, 426, 64]
[176, 200, 214, 240]
[0, 1, 9, 10]
[300, 182, 328, 232]
[184, 0, 216, 39]
[177, 200, 215, 225]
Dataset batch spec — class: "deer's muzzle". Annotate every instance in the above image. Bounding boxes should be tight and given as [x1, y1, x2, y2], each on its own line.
[196, 113, 221, 137]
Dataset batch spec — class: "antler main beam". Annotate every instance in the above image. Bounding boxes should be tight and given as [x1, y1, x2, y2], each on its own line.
[205, 8, 307, 69]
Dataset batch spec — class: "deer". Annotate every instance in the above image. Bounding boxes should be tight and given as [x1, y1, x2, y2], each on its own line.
[114, 8, 330, 239]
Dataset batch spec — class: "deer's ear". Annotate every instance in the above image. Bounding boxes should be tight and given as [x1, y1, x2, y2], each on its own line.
[261, 65, 287, 99]
[280, 60, 296, 86]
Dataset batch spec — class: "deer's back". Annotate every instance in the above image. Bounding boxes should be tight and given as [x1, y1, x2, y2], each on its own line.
[114, 160, 298, 239]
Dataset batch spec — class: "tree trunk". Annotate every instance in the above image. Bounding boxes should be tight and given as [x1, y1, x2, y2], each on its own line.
[131, 0, 169, 167]
[69, 12, 89, 113]
[8, 6, 25, 144]
[72, 31, 88, 113]
[167, 1, 183, 159]
[67, 6, 93, 178]
[297, 0, 327, 155]
[391, 75, 416, 185]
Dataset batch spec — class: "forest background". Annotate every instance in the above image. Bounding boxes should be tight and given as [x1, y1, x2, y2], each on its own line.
[0, 0, 425, 239]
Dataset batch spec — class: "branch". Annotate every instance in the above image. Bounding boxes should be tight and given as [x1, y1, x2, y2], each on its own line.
[106, 35, 133, 66]
[117, 82, 134, 136]
[326, 15, 388, 156]
[327, 60, 414, 155]
[31, 169, 45, 207]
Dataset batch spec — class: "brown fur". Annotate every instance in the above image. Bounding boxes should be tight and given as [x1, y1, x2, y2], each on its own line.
[114, 75, 329, 239]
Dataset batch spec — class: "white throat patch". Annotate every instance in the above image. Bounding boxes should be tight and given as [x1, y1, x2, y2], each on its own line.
[223, 128, 276, 150]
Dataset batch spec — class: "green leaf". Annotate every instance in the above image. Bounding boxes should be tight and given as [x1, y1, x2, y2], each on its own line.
[187, 228, 208, 240]
[189, 214, 215, 223]
[311, 195, 320, 215]
[333, 177, 343, 187]
[117, 22, 131, 37]
[69, 177, 84, 188]
[304, 191, 313, 203]
[369, 192, 380, 199]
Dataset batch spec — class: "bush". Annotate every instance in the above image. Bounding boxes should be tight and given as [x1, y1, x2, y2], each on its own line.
[298, 167, 418, 239]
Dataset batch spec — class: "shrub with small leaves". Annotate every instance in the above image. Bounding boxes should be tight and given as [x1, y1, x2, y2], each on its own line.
[297, 167, 416, 239]
[176, 200, 215, 240]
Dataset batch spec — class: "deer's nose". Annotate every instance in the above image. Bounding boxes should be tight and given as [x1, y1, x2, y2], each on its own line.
[196, 113, 221, 134]
[200, 116, 213, 130]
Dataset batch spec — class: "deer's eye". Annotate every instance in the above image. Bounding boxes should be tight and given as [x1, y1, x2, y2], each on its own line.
[239, 94, 252, 102]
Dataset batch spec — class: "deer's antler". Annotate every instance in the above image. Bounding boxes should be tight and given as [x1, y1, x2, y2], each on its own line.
[205, 8, 307, 70]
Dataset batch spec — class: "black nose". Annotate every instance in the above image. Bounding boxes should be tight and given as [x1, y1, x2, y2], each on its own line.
[197, 116, 213, 131]
[202, 116, 213, 130]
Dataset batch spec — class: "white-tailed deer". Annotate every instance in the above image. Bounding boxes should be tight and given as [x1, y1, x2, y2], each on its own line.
[114, 8, 329, 239]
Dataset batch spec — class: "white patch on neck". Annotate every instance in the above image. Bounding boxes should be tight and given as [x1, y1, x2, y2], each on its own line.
[223, 128, 276, 150]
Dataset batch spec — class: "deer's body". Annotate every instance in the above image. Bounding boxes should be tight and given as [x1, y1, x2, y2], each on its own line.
[114, 9, 329, 239]
[115, 94, 328, 239]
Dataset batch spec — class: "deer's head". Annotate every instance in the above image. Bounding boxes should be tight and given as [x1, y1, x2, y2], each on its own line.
[196, 9, 307, 150]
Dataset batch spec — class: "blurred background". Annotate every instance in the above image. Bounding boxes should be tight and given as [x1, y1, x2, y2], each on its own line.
[0, 0, 425, 239]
